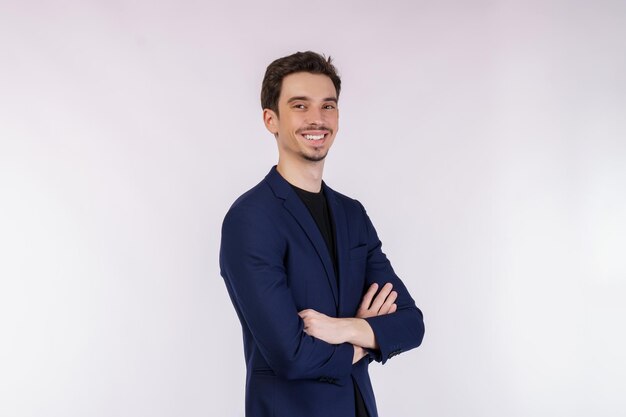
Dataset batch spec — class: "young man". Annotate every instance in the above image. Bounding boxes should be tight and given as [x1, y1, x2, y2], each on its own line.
[220, 51, 425, 417]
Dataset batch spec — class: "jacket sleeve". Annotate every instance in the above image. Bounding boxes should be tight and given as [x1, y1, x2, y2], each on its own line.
[358, 203, 426, 364]
[219, 204, 354, 381]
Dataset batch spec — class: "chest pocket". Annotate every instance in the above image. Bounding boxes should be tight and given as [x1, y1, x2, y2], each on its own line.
[349, 244, 368, 260]
[347, 244, 368, 281]
[341, 244, 369, 313]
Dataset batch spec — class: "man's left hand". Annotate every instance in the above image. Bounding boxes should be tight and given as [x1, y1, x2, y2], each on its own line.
[298, 309, 350, 345]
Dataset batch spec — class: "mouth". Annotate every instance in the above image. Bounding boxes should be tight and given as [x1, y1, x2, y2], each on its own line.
[299, 130, 330, 143]
[303, 133, 326, 141]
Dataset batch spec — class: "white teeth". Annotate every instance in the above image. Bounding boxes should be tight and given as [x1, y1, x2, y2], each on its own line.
[304, 134, 325, 140]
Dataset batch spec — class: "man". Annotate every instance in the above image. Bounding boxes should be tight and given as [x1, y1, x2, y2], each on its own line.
[220, 51, 425, 417]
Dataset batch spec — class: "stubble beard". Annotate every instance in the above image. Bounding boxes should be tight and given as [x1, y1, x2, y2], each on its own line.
[301, 150, 328, 162]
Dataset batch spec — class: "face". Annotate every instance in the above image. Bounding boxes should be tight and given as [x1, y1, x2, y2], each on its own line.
[263, 72, 339, 164]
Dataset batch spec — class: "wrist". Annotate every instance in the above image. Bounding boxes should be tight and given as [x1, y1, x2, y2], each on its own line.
[352, 345, 367, 364]
[347, 318, 377, 349]
[344, 318, 363, 345]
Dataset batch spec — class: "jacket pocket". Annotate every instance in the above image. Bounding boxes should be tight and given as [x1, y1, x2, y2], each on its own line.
[252, 367, 276, 376]
[349, 244, 368, 260]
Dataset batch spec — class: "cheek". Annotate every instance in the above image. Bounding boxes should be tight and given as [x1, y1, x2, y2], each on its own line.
[328, 116, 339, 131]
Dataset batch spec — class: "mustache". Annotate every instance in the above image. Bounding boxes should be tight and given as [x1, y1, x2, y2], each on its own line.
[296, 125, 332, 134]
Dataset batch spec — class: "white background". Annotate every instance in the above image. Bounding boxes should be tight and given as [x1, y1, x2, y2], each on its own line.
[1, 1, 625, 416]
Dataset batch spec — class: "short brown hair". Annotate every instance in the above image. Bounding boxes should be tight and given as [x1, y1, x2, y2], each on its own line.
[261, 51, 341, 115]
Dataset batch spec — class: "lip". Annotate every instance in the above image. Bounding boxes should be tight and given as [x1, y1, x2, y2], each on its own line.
[300, 132, 328, 146]
[300, 130, 329, 136]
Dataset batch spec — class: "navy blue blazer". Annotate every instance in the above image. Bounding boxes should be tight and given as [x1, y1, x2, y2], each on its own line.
[220, 166, 425, 417]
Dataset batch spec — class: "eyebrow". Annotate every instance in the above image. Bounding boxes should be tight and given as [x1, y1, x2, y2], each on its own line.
[287, 96, 338, 103]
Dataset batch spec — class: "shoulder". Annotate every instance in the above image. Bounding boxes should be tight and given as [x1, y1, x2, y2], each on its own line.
[222, 177, 282, 229]
[225, 166, 289, 215]
[220, 177, 287, 252]
[324, 184, 367, 216]
[229, 179, 273, 211]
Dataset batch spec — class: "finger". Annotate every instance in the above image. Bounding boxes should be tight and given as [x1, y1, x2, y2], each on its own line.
[379, 291, 398, 315]
[389, 303, 397, 314]
[380, 290, 398, 314]
[376, 290, 395, 313]
[370, 283, 393, 313]
[298, 309, 313, 318]
[359, 283, 379, 310]
[301, 317, 313, 330]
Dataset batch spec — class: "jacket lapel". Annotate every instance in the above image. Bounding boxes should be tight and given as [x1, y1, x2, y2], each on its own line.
[265, 167, 339, 308]
[323, 183, 351, 316]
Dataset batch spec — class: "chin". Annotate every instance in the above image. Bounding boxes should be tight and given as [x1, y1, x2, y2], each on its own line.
[302, 152, 328, 162]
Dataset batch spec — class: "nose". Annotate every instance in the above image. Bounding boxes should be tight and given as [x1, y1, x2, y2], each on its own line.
[306, 106, 324, 125]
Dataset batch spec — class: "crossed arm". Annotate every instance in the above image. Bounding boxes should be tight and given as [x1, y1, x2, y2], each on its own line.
[222, 203, 424, 379]
[298, 282, 398, 364]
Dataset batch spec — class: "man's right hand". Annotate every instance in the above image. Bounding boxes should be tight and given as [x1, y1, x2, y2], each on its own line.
[356, 283, 397, 319]
[349, 283, 397, 363]
[352, 345, 368, 364]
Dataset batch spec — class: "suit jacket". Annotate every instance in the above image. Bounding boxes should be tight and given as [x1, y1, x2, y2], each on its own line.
[220, 166, 425, 417]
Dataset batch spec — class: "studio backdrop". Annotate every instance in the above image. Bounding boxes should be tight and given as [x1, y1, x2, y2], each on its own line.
[1, 1, 625, 416]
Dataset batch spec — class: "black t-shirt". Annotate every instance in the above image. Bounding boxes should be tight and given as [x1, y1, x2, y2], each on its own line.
[291, 184, 337, 275]
[291, 184, 370, 417]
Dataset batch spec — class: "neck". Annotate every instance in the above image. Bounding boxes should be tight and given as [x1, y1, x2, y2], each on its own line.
[276, 157, 325, 193]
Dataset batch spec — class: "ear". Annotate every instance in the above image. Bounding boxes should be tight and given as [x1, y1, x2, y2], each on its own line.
[263, 109, 279, 135]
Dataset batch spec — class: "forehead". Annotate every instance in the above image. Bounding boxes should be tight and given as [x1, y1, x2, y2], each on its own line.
[279, 72, 337, 102]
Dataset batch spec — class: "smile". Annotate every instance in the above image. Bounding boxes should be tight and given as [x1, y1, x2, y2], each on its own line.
[303, 134, 326, 140]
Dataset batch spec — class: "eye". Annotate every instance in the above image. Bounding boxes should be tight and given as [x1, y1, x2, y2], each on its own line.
[292, 103, 306, 109]
[323, 104, 336, 110]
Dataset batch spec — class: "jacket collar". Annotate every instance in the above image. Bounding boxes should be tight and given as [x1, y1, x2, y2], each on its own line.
[264, 166, 341, 308]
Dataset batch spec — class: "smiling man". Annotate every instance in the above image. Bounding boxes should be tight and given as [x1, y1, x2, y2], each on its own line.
[219, 51, 425, 417]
